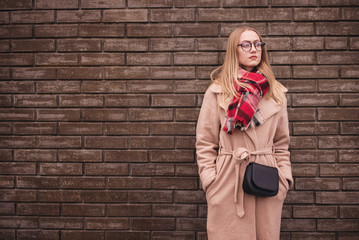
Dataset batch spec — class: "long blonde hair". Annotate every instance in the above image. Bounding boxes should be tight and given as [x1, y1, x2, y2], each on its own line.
[210, 26, 285, 104]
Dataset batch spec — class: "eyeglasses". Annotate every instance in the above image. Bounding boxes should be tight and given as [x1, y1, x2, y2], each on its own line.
[237, 41, 265, 52]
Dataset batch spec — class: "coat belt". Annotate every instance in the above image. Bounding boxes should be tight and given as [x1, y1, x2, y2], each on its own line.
[219, 146, 273, 218]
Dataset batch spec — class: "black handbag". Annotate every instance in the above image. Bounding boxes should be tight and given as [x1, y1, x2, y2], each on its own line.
[243, 162, 279, 197]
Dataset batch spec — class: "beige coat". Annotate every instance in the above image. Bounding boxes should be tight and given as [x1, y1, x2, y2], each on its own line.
[196, 83, 293, 240]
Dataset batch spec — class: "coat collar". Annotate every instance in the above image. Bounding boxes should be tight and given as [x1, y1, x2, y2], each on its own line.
[209, 83, 285, 120]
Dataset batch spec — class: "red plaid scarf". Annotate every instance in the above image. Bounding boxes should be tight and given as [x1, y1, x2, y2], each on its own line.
[223, 68, 270, 134]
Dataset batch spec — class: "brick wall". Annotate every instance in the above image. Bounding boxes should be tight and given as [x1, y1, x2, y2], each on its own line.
[0, 0, 358, 239]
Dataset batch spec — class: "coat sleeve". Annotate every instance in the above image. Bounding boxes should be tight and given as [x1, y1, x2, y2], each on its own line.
[273, 96, 294, 188]
[195, 86, 220, 192]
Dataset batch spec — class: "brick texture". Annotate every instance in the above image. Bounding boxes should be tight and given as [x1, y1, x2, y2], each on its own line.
[0, 1, 358, 239]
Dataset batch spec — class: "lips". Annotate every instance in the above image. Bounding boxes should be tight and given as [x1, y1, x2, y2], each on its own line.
[249, 56, 257, 60]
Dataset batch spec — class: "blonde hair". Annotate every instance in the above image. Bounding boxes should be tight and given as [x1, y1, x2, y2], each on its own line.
[210, 26, 285, 104]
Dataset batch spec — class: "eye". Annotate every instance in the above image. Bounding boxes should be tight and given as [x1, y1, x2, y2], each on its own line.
[241, 42, 250, 48]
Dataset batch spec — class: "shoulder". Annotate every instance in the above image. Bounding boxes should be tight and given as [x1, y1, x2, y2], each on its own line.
[207, 82, 222, 94]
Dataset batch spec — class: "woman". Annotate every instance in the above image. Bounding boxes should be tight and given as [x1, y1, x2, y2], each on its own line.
[196, 26, 293, 239]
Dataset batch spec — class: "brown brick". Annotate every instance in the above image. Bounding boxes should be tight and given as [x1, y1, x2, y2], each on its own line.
[151, 38, 195, 52]
[296, 178, 340, 190]
[153, 204, 197, 217]
[287, 108, 316, 121]
[128, 80, 174, 93]
[293, 122, 338, 135]
[316, 192, 359, 204]
[13, 122, 56, 135]
[198, 8, 244, 21]
[289, 136, 317, 149]
[59, 95, 103, 107]
[281, 219, 316, 231]
[197, 38, 226, 51]
[342, 7, 359, 20]
[268, 22, 314, 35]
[0, 53, 33, 66]
[220, 22, 266, 37]
[104, 39, 148, 52]
[291, 232, 336, 240]
[105, 123, 149, 135]
[153, 231, 196, 240]
[84, 136, 127, 149]
[152, 94, 196, 107]
[17, 176, 59, 189]
[58, 39, 101, 52]
[37, 136, 81, 148]
[338, 232, 359, 240]
[0, 136, 36, 148]
[58, 67, 102, 79]
[343, 178, 359, 190]
[292, 164, 318, 176]
[108, 177, 151, 189]
[63, 205, 105, 217]
[270, 52, 315, 65]
[86, 218, 129, 230]
[127, 53, 171, 65]
[11, 10, 54, 24]
[14, 95, 57, 107]
[14, 149, 56, 162]
[34, 24, 78, 37]
[0, 25, 32, 38]
[1, 0, 31, 9]
[292, 37, 324, 50]
[292, 93, 338, 106]
[294, 65, 339, 78]
[57, 10, 101, 23]
[37, 109, 80, 121]
[0, 13, 9, 24]
[83, 81, 126, 93]
[316, 22, 359, 35]
[35, 0, 78, 8]
[0, 81, 34, 93]
[325, 37, 348, 49]
[132, 218, 174, 230]
[59, 123, 102, 135]
[153, 10, 195, 22]
[0, 95, 11, 107]
[18, 203, 59, 216]
[177, 218, 206, 231]
[0, 189, 36, 202]
[17, 230, 59, 240]
[107, 204, 151, 217]
[318, 108, 359, 121]
[339, 150, 359, 163]
[105, 94, 149, 107]
[175, 80, 210, 93]
[59, 150, 102, 162]
[174, 0, 219, 7]
[0, 176, 14, 188]
[176, 164, 198, 176]
[350, 37, 359, 49]
[151, 66, 195, 79]
[152, 123, 194, 136]
[0, 202, 14, 214]
[12, 67, 56, 79]
[38, 190, 81, 202]
[318, 219, 359, 231]
[39, 163, 82, 176]
[340, 206, 359, 218]
[104, 150, 148, 162]
[129, 108, 173, 121]
[85, 163, 128, 176]
[128, 191, 172, 203]
[82, 0, 125, 8]
[0, 216, 38, 228]
[0, 67, 10, 79]
[341, 66, 359, 78]
[175, 136, 195, 149]
[131, 163, 174, 176]
[318, 52, 359, 64]
[341, 122, 359, 134]
[60, 177, 105, 189]
[37, 81, 80, 93]
[153, 177, 197, 190]
[175, 108, 200, 121]
[79, 53, 125, 65]
[0, 149, 12, 161]
[12, 39, 54, 52]
[294, 8, 340, 21]
[128, 0, 172, 8]
[106, 231, 149, 240]
[226, 0, 268, 6]
[173, 191, 206, 204]
[340, 94, 359, 106]
[174, 23, 219, 37]
[319, 136, 359, 148]
[285, 191, 315, 204]
[174, 52, 218, 65]
[65, 229, 102, 239]
[320, 164, 359, 176]
[82, 190, 127, 203]
[318, 79, 359, 92]
[103, 9, 147, 22]
[127, 24, 171, 37]
[248, 8, 291, 21]
[129, 137, 174, 149]
[39, 217, 83, 229]
[104, 66, 149, 79]
[0, 122, 11, 134]
[80, 24, 124, 37]
[35, 53, 77, 65]
[82, 109, 127, 122]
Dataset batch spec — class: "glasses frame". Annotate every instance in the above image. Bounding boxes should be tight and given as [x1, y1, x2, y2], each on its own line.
[237, 41, 265, 52]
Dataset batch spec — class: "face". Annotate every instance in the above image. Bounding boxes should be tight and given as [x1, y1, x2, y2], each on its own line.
[236, 30, 262, 72]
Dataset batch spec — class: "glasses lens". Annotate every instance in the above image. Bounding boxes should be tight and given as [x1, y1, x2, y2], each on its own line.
[241, 42, 251, 51]
[254, 42, 263, 50]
